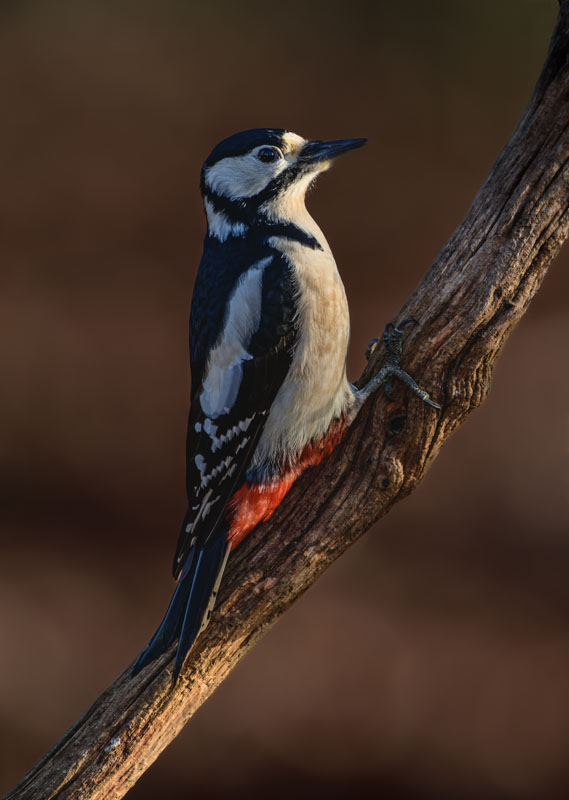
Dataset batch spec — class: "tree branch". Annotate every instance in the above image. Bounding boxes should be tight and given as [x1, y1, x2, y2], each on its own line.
[7, 5, 569, 798]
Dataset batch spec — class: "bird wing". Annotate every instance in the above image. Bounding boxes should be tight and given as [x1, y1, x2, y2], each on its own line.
[172, 249, 297, 578]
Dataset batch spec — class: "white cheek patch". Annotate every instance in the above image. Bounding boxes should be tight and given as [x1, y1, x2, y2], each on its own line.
[204, 199, 247, 241]
[200, 257, 272, 418]
[205, 154, 288, 199]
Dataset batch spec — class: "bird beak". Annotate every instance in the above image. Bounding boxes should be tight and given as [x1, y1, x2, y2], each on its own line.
[300, 137, 367, 165]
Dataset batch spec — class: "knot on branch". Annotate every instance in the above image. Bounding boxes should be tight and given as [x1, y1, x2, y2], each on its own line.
[378, 454, 405, 497]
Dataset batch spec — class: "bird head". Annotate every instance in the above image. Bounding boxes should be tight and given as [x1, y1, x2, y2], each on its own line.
[200, 128, 366, 233]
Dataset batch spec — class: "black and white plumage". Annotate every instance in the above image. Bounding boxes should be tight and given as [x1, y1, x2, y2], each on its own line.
[134, 128, 369, 682]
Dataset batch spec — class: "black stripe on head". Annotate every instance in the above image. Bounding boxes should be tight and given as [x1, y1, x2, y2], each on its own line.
[204, 128, 287, 167]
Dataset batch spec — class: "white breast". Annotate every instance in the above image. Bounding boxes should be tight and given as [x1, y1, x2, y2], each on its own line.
[251, 214, 353, 470]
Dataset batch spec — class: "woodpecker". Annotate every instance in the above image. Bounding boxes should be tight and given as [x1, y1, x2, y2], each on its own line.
[133, 128, 439, 682]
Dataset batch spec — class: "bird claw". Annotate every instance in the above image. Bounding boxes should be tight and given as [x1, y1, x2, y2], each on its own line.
[354, 318, 441, 412]
[396, 317, 419, 329]
[365, 337, 380, 361]
[422, 394, 443, 409]
[368, 320, 419, 363]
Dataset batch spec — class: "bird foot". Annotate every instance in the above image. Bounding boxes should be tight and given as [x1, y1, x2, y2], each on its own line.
[352, 319, 441, 414]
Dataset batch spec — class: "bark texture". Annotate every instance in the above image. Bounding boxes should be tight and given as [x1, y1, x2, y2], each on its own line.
[6, 5, 569, 799]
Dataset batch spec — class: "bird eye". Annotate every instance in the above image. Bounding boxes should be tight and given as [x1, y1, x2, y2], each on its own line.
[256, 146, 280, 163]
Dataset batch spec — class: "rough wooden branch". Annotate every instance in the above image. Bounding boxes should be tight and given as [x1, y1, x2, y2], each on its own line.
[7, 5, 569, 799]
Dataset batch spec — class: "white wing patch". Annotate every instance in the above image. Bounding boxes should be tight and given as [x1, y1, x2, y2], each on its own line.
[194, 453, 207, 479]
[184, 487, 213, 534]
[184, 488, 224, 533]
[203, 415, 253, 452]
[235, 435, 250, 455]
[184, 407, 265, 537]
[195, 455, 235, 489]
[200, 257, 272, 418]
[194, 445, 237, 489]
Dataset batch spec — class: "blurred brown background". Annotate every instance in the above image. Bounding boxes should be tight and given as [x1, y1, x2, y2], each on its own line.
[1, 1, 569, 798]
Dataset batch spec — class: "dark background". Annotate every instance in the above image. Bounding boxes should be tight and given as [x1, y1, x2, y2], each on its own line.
[2, 1, 569, 798]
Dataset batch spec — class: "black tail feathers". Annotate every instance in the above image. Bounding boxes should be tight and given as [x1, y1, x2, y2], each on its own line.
[133, 531, 230, 683]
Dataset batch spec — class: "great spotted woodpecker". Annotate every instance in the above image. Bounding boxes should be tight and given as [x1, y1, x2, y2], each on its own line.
[133, 128, 439, 682]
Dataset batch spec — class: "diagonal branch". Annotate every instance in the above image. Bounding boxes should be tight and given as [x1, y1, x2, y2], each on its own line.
[6, 4, 569, 799]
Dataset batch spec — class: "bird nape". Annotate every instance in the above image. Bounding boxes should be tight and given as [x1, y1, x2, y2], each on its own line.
[133, 128, 440, 684]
